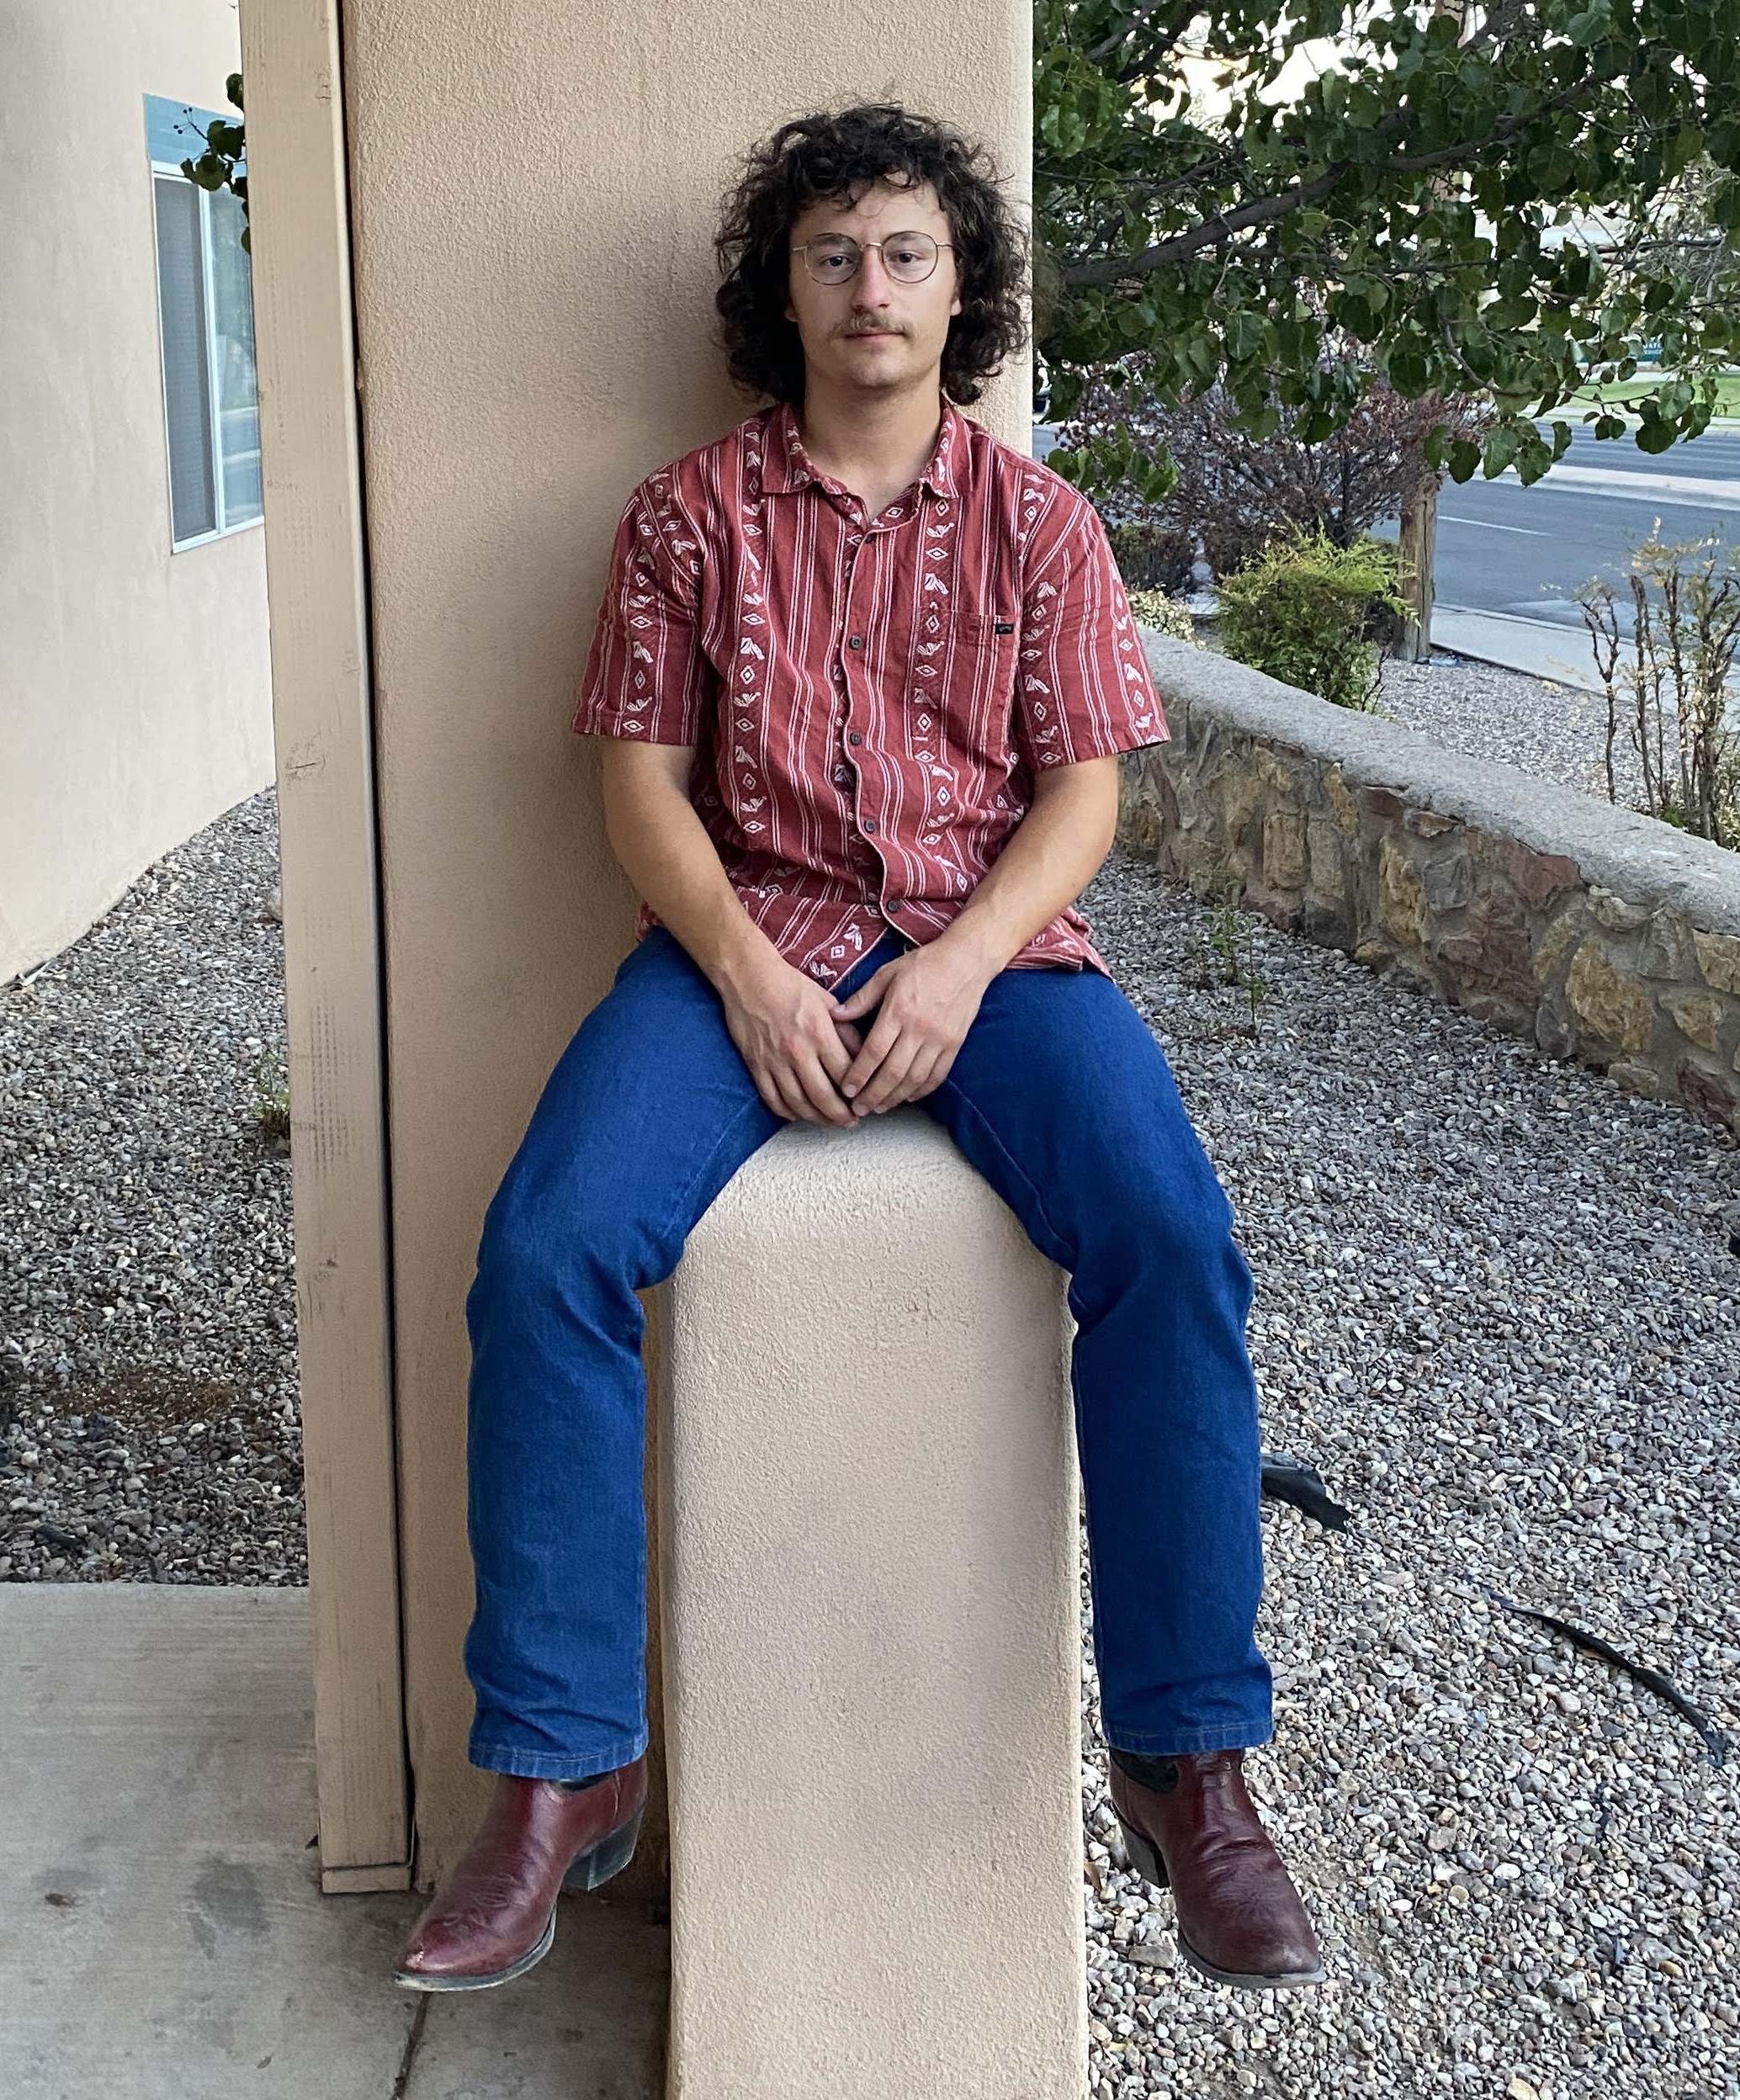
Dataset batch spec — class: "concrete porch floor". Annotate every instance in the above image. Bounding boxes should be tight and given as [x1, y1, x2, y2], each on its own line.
[0, 1587, 667, 2099]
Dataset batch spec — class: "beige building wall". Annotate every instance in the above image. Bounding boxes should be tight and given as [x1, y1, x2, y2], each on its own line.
[334, 0, 1031, 1881]
[0, 0, 273, 984]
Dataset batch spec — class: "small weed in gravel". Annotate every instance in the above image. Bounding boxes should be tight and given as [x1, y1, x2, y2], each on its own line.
[252, 1044, 291, 1143]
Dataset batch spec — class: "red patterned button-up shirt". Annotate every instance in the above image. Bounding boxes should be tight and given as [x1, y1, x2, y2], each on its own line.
[575, 400, 1167, 987]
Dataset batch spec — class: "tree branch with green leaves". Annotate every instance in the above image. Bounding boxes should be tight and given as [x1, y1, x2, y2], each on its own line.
[179, 73, 248, 252]
[1035, 0, 1740, 500]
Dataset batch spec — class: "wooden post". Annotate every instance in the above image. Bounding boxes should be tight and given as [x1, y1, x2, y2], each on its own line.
[1397, 477, 1439, 664]
[1393, 0, 1462, 668]
[239, 0, 411, 1891]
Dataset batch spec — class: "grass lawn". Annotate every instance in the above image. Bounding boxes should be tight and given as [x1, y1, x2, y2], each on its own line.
[1568, 372, 1740, 417]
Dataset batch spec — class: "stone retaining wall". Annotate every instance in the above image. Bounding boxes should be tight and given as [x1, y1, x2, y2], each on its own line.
[1118, 633, 1740, 1134]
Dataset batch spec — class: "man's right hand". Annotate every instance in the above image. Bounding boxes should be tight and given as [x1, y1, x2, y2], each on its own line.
[594, 740, 863, 1122]
[719, 952, 864, 1126]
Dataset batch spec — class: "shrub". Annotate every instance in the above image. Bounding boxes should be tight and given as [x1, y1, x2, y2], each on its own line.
[1125, 589, 1198, 645]
[1057, 360, 1488, 581]
[1215, 533, 1408, 712]
[1104, 519, 1195, 597]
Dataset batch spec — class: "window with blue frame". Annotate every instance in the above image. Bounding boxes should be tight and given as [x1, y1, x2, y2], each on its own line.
[145, 94, 262, 549]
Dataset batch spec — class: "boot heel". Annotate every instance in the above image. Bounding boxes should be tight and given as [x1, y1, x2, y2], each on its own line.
[1113, 1812, 1170, 1890]
[564, 1804, 644, 1892]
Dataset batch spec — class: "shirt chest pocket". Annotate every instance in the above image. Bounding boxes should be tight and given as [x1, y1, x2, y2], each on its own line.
[955, 609, 1021, 718]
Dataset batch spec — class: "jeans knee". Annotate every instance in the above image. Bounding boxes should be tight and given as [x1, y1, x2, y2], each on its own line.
[1118, 1160, 1245, 1297]
[471, 1166, 639, 1325]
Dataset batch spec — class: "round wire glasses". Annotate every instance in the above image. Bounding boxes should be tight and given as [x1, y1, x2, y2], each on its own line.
[792, 232, 954, 286]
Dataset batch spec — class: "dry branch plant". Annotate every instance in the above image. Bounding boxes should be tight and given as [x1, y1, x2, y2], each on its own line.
[1578, 533, 1740, 850]
[1058, 370, 1484, 581]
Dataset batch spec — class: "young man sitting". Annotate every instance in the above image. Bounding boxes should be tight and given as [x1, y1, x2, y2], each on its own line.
[394, 103, 1324, 1999]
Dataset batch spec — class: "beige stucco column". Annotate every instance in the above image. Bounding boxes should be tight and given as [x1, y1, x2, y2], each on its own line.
[248, 0, 1037, 1926]
[663, 1113, 1086, 2096]
[324, 0, 1035, 1896]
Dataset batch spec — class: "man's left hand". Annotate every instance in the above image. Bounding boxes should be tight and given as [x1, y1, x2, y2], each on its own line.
[831, 936, 995, 1116]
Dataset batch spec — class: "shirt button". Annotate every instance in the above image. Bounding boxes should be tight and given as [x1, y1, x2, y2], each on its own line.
[849, 732, 863, 746]
[887, 899, 903, 913]
[862, 818, 878, 835]
[847, 634, 866, 650]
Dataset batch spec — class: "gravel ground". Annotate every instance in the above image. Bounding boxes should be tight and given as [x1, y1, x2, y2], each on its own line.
[1378, 655, 1645, 805]
[1076, 846, 1740, 2100]
[5, 786, 1738, 2096]
[0, 790, 302, 1583]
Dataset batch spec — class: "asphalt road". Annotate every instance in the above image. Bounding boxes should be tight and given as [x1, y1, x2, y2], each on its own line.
[1034, 421, 1740, 631]
[1414, 423, 1740, 630]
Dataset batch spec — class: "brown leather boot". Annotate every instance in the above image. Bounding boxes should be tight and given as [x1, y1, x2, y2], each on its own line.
[393, 1758, 648, 1991]
[1108, 1750, 1324, 1991]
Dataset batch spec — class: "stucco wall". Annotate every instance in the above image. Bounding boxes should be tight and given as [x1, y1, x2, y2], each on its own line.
[339, 0, 1032, 1884]
[0, 0, 273, 984]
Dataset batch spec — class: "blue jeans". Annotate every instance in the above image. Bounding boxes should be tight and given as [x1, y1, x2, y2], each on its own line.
[464, 927, 1273, 1779]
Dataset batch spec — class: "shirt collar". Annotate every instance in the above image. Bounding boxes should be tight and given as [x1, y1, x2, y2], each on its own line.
[761, 399, 963, 502]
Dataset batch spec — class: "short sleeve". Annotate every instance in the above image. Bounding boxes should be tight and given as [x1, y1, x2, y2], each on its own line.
[573, 484, 714, 745]
[1015, 499, 1169, 771]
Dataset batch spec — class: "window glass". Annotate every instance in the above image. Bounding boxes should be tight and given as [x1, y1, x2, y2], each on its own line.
[152, 174, 217, 543]
[146, 94, 261, 549]
[208, 188, 262, 525]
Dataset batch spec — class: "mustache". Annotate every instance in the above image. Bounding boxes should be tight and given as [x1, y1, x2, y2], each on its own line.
[841, 317, 907, 337]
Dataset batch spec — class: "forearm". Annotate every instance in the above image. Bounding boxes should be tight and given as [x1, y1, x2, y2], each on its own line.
[599, 742, 867, 1125]
[934, 760, 1121, 982]
[601, 764, 780, 998]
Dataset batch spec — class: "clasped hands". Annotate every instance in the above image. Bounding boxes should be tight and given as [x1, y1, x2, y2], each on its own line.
[722, 936, 992, 1127]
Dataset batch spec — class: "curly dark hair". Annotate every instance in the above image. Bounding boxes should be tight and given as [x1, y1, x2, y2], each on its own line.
[715, 105, 1029, 407]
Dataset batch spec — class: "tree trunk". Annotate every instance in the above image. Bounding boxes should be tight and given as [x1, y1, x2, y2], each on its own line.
[1396, 479, 1438, 663]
